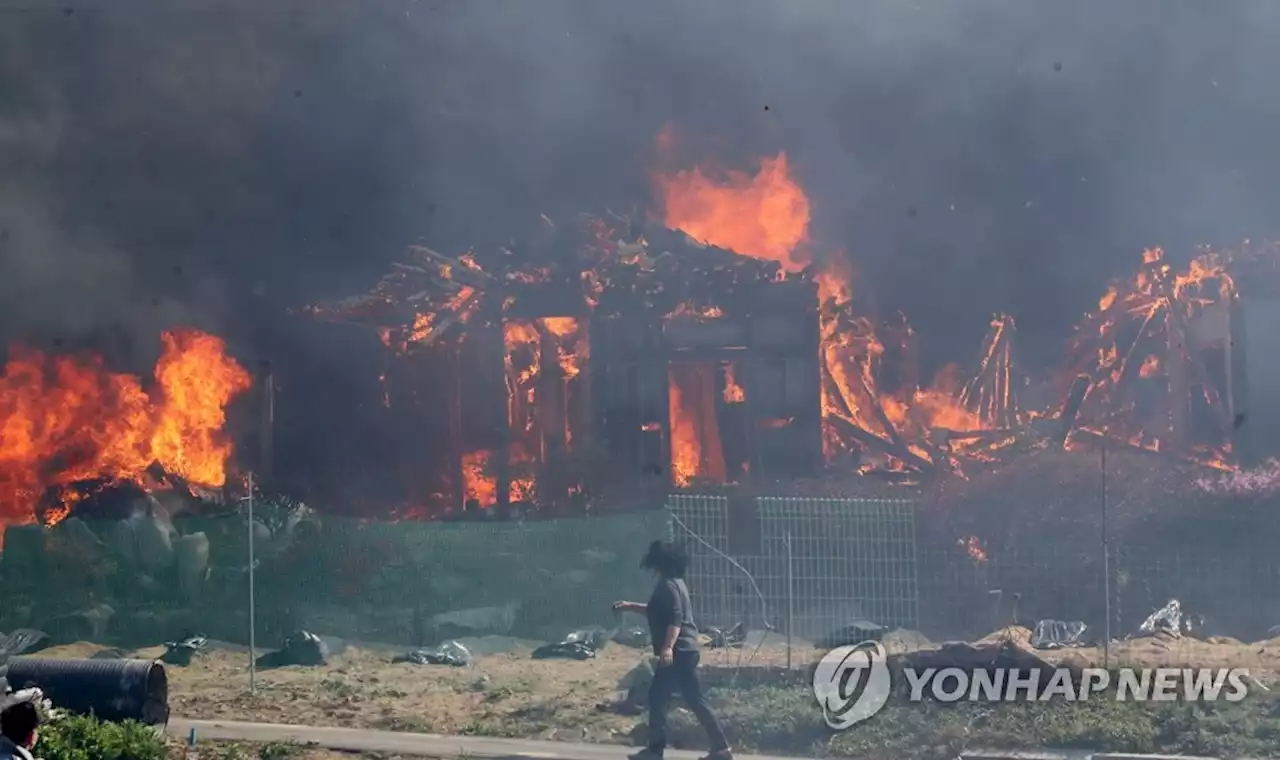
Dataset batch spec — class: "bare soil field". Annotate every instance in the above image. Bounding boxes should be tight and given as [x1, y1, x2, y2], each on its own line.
[44, 639, 667, 742]
[973, 625, 1280, 677]
[35, 629, 1280, 759]
[42, 627, 1280, 732]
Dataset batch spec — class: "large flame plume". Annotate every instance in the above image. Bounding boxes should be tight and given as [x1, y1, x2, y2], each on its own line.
[653, 149, 993, 477]
[0, 328, 252, 528]
[653, 153, 812, 272]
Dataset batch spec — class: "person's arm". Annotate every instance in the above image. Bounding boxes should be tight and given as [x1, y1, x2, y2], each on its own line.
[660, 624, 680, 653]
[655, 581, 681, 658]
[612, 600, 647, 613]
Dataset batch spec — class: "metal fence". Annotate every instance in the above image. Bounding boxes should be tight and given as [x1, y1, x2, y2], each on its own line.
[3, 508, 670, 651]
[11, 489, 1280, 675]
[668, 494, 919, 646]
[917, 538, 1280, 645]
[668, 493, 1280, 673]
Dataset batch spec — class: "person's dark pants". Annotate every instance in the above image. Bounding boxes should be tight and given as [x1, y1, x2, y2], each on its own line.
[647, 650, 729, 754]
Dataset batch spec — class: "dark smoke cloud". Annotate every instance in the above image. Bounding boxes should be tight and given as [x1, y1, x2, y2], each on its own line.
[3, 0, 1280, 491]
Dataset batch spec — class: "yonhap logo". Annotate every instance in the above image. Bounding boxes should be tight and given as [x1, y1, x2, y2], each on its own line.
[811, 641, 1252, 731]
[811, 641, 892, 729]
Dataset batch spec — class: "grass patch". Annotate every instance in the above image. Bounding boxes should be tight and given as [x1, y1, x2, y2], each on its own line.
[256, 741, 304, 760]
[652, 682, 1280, 760]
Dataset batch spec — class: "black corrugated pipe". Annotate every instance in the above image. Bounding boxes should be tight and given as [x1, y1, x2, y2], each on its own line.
[2, 657, 168, 725]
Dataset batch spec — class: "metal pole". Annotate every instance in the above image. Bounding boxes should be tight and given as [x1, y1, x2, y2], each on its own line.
[1101, 446, 1111, 669]
[785, 531, 794, 670]
[247, 472, 257, 695]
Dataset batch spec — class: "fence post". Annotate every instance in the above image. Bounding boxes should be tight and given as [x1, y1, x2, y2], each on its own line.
[785, 530, 794, 669]
[243, 472, 257, 696]
[1101, 446, 1111, 669]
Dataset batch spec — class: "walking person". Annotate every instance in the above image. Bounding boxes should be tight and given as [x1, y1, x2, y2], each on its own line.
[613, 540, 733, 760]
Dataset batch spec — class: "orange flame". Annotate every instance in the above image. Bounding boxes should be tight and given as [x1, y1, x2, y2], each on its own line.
[722, 363, 745, 404]
[462, 449, 497, 506]
[0, 328, 252, 528]
[540, 317, 589, 381]
[668, 361, 727, 487]
[654, 153, 811, 271]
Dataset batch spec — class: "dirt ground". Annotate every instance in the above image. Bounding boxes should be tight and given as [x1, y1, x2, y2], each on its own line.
[973, 625, 1280, 678]
[41, 637, 814, 743]
[39, 628, 1280, 746]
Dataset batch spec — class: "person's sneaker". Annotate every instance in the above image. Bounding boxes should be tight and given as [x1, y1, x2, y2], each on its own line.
[699, 750, 734, 760]
[628, 749, 664, 760]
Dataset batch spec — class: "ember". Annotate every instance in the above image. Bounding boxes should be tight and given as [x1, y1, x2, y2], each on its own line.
[0, 328, 252, 534]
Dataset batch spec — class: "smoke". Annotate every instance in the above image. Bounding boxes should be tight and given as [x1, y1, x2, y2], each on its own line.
[400, 0, 1280, 365]
[4, 0, 1280, 487]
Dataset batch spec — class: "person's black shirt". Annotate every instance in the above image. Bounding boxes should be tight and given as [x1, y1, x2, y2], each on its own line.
[646, 578, 700, 655]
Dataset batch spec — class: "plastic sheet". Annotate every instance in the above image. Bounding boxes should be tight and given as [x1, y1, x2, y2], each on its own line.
[1030, 620, 1087, 649]
[704, 622, 747, 649]
[1139, 599, 1183, 637]
[612, 627, 650, 649]
[392, 640, 473, 667]
[815, 619, 887, 650]
[0, 687, 57, 723]
[161, 635, 208, 666]
[255, 630, 329, 668]
[0, 630, 49, 664]
[532, 628, 611, 660]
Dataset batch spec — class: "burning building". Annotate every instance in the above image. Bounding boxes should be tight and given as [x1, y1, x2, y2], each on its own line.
[310, 145, 1278, 517]
[310, 213, 825, 515]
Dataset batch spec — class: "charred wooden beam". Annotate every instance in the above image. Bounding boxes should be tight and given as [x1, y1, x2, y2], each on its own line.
[826, 415, 935, 474]
[1067, 426, 1225, 470]
[936, 428, 1018, 443]
[1056, 375, 1092, 447]
[855, 370, 909, 452]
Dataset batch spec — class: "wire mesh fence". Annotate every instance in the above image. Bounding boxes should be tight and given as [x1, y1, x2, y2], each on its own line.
[669, 493, 1280, 674]
[5, 507, 670, 650]
[9, 488, 1280, 677]
[668, 494, 918, 649]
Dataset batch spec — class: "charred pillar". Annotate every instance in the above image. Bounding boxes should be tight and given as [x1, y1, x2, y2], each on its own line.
[743, 280, 823, 479]
[591, 314, 669, 488]
[497, 322, 513, 511]
[1235, 294, 1280, 464]
[1166, 310, 1190, 454]
[500, 282, 591, 513]
[447, 344, 465, 510]
[593, 279, 822, 489]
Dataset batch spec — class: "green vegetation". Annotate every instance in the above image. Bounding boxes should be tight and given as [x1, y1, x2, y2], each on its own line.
[36, 714, 166, 760]
[654, 683, 1280, 760]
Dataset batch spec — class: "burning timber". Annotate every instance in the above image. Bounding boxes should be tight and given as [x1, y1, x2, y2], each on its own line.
[310, 213, 1272, 515]
[310, 214, 827, 514]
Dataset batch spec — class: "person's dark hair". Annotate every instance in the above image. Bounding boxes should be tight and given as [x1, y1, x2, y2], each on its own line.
[640, 540, 689, 578]
[0, 700, 39, 744]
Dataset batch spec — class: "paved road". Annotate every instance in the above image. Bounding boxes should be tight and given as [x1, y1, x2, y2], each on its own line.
[169, 719, 801, 760]
[167, 720, 1229, 760]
